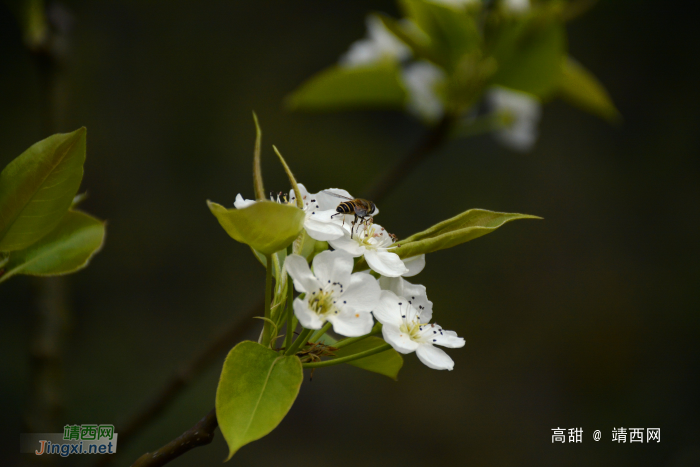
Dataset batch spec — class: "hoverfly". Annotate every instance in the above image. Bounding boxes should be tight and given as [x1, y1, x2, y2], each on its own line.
[323, 191, 378, 239]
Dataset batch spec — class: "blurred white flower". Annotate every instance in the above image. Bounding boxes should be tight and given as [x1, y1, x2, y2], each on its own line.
[429, 0, 481, 8]
[502, 0, 530, 14]
[373, 290, 465, 370]
[487, 86, 542, 152]
[339, 15, 411, 68]
[285, 250, 380, 336]
[402, 61, 446, 123]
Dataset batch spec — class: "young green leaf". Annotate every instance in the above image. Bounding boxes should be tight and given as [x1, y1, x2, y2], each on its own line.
[392, 209, 540, 259]
[216, 341, 303, 460]
[0, 128, 86, 252]
[207, 200, 305, 255]
[287, 63, 407, 111]
[323, 335, 403, 380]
[399, 0, 481, 70]
[488, 13, 567, 97]
[557, 56, 620, 122]
[0, 210, 105, 283]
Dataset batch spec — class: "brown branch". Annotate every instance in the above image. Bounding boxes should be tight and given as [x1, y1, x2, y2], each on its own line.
[92, 301, 261, 467]
[130, 409, 218, 467]
[122, 109, 455, 467]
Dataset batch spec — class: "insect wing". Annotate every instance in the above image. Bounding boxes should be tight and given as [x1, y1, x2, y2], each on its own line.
[321, 190, 355, 201]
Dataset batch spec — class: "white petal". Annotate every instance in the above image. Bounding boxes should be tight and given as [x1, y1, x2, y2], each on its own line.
[416, 344, 455, 370]
[328, 235, 365, 257]
[293, 298, 325, 330]
[284, 254, 321, 294]
[364, 249, 409, 277]
[339, 272, 380, 312]
[304, 220, 345, 241]
[379, 276, 433, 322]
[381, 322, 420, 354]
[402, 254, 426, 277]
[328, 307, 374, 337]
[288, 183, 311, 207]
[433, 329, 466, 348]
[312, 250, 353, 288]
[234, 194, 256, 209]
[372, 290, 403, 325]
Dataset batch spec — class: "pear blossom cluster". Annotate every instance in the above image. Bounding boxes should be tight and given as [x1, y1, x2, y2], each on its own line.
[337, 0, 542, 152]
[235, 183, 465, 370]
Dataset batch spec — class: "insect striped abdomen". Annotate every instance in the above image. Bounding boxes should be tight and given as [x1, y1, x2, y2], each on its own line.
[336, 202, 353, 214]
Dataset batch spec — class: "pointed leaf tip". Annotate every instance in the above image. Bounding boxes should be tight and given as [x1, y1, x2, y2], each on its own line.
[216, 341, 302, 459]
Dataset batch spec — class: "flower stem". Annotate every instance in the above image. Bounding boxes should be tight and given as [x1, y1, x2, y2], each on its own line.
[285, 327, 313, 356]
[283, 273, 295, 351]
[302, 343, 393, 368]
[309, 322, 332, 343]
[262, 253, 274, 346]
[334, 322, 382, 349]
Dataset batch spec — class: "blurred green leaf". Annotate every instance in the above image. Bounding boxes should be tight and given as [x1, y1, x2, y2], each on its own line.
[394, 209, 540, 259]
[216, 341, 303, 460]
[0, 128, 86, 252]
[557, 56, 620, 122]
[323, 335, 403, 380]
[0, 210, 105, 283]
[488, 13, 567, 97]
[207, 200, 304, 255]
[287, 63, 407, 111]
[21, 0, 48, 50]
[399, 0, 481, 70]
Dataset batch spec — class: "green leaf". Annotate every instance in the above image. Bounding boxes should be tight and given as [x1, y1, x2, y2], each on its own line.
[287, 63, 407, 111]
[322, 335, 403, 380]
[207, 200, 305, 255]
[0, 128, 86, 252]
[557, 56, 620, 122]
[395, 209, 540, 259]
[399, 0, 481, 70]
[488, 14, 567, 97]
[216, 341, 303, 460]
[0, 210, 105, 283]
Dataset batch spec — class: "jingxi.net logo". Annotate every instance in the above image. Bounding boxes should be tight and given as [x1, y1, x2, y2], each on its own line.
[20, 424, 117, 457]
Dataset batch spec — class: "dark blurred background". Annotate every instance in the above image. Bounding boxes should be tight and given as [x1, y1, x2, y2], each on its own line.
[1, 1, 699, 466]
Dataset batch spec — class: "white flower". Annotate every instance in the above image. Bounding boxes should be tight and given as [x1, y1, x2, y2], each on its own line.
[487, 86, 542, 152]
[285, 250, 381, 337]
[379, 275, 432, 315]
[502, 0, 530, 14]
[328, 223, 409, 277]
[373, 290, 465, 370]
[288, 184, 353, 242]
[402, 61, 446, 123]
[339, 15, 411, 68]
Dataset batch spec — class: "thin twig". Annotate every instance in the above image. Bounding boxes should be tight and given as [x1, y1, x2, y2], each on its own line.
[123, 110, 455, 467]
[130, 409, 218, 467]
[92, 301, 260, 467]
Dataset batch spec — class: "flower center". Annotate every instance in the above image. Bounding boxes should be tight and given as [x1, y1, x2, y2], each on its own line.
[308, 290, 338, 317]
